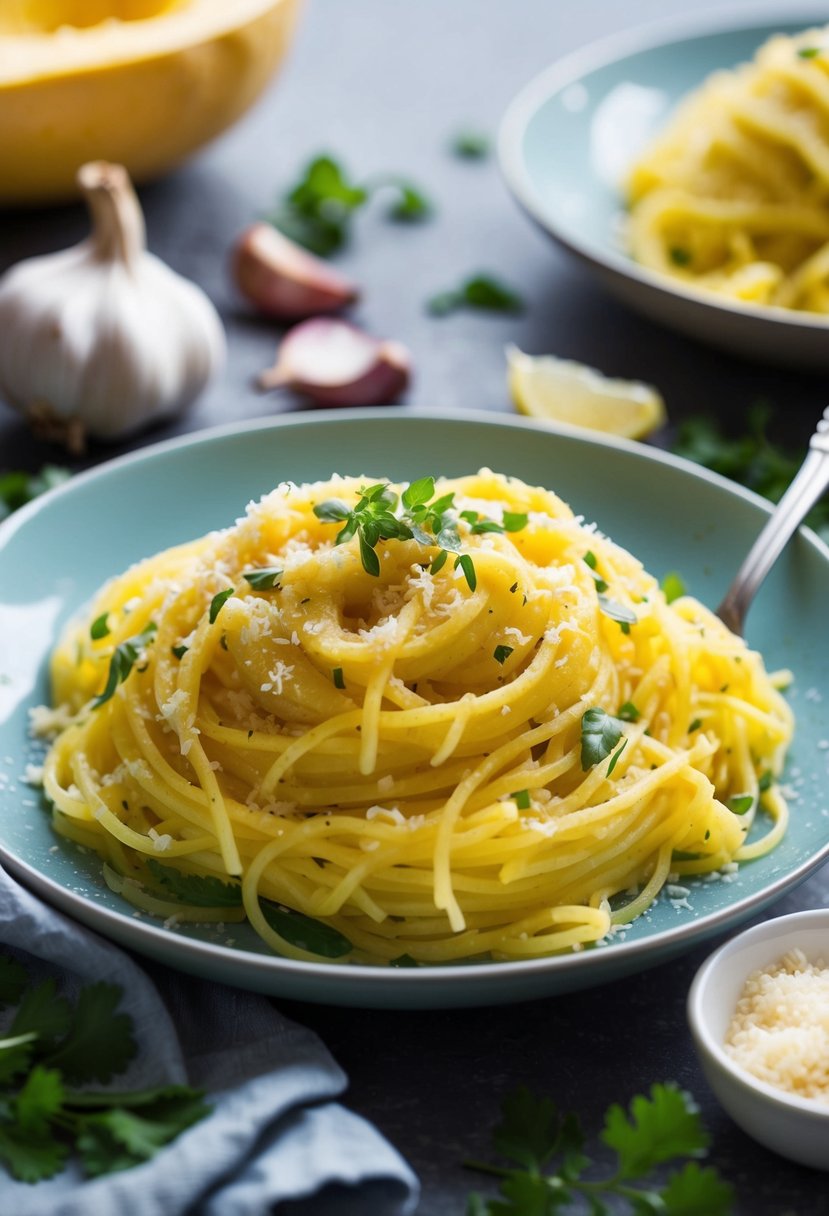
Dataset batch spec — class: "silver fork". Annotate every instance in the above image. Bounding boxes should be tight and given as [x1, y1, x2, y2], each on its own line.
[716, 406, 829, 636]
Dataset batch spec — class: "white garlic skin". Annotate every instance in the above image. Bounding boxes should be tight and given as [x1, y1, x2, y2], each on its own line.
[0, 162, 225, 445]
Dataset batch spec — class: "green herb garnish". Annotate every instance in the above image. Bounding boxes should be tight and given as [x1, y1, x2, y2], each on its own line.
[267, 155, 431, 256]
[208, 588, 234, 624]
[798, 46, 821, 58]
[243, 568, 283, 590]
[583, 551, 609, 593]
[758, 770, 773, 793]
[580, 707, 624, 770]
[90, 613, 110, 641]
[729, 794, 754, 815]
[332, 666, 345, 689]
[661, 571, 686, 604]
[0, 954, 209, 1182]
[171, 645, 188, 660]
[451, 130, 490, 159]
[672, 403, 829, 540]
[313, 476, 496, 589]
[606, 738, 628, 776]
[512, 790, 531, 810]
[427, 274, 524, 317]
[144, 863, 351, 957]
[617, 701, 640, 722]
[669, 246, 692, 266]
[465, 1082, 733, 1215]
[146, 861, 243, 907]
[93, 623, 157, 708]
[0, 465, 70, 523]
[494, 645, 514, 665]
[260, 901, 352, 958]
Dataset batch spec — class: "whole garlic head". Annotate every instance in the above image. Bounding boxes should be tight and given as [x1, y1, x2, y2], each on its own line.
[0, 161, 225, 452]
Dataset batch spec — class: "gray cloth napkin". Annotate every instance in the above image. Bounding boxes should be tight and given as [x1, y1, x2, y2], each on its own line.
[0, 865, 419, 1216]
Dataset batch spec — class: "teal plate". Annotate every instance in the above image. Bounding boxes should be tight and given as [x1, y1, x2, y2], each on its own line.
[499, 5, 829, 368]
[1, 410, 827, 1008]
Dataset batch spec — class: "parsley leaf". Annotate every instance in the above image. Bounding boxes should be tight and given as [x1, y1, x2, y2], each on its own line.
[90, 613, 111, 641]
[581, 708, 624, 770]
[428, 274, 524, 317]
[10, 978, 72, 1048]
[146, 860, 243, 907]
[243, 567, 283, 590]
[661, 1162, 734, 1215]
[209, 588, 234, 624]
[0, 1124, 69, 1183]
[45, 984, 135, 1085]
[451, 130, 490, 159]
[93, 623, 157, 708]
[728, 794, 754, 815]
[466, 1082, 732, 1215]
[0, 955, 209, 1182]
[0, 465, 70, 523]
[798, 46, 821, 58]
[492, 1085, 560, 1172]
[661, 572, 686, 604]
[494, 645, 514, 665]
[260, 901, 352, 958]
[267, 154, 431, 255]
[672, 403, 829, 540]
[618, 701, 641, 723]
[601, 1084, 708, 1178]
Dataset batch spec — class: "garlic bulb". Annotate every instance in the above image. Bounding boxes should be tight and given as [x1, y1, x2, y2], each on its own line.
[0, 161, 225, 452]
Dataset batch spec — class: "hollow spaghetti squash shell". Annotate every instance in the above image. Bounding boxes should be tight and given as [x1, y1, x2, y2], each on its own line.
[0, 0, 302, 205]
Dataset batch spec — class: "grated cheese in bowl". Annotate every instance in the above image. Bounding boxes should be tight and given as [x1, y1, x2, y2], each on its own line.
[725, 949, 829, 1104]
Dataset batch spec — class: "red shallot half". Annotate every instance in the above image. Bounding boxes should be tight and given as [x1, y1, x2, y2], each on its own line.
[257, 318, 411, 407]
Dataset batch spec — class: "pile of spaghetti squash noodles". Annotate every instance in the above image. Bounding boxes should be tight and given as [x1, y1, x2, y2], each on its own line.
[40, 472, 793, 964]
[627, 26, 829, 313]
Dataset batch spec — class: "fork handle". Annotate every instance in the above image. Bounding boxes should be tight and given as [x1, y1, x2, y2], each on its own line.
[716, 407, 829, 635]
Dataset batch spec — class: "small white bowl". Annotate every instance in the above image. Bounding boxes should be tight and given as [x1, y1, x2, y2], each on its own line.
[688, 909, 829, 1170]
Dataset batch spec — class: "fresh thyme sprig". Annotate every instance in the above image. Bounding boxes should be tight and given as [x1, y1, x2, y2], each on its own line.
[313, 477, 527, 590]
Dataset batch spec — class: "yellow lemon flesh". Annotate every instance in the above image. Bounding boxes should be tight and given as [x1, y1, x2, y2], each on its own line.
[507, 345, 666, 440]
[0, 0, 302, 205]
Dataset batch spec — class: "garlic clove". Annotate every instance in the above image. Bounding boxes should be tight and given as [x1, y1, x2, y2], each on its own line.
[0, 160, 225, 452]
[232, 224, 359, 321]
[257, 318, 411, 407]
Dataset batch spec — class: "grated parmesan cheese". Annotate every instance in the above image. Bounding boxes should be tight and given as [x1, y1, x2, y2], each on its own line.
[725, 949, 829, 1103]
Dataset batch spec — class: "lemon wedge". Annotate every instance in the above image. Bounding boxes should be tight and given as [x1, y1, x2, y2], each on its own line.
[507, 345, 666, 439]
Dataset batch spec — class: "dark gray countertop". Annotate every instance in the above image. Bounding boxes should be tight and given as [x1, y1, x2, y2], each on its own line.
[1, 2, 827, 1212]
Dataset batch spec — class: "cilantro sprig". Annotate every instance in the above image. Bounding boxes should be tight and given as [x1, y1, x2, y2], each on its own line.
[313, 477, 526, 591]
[145, 863, 351, 958]
[672, 403, 829, 541]
[466, 1083, 734, 1215]
[0, 954, 210, 1183]
[267, 154, 432, 256]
